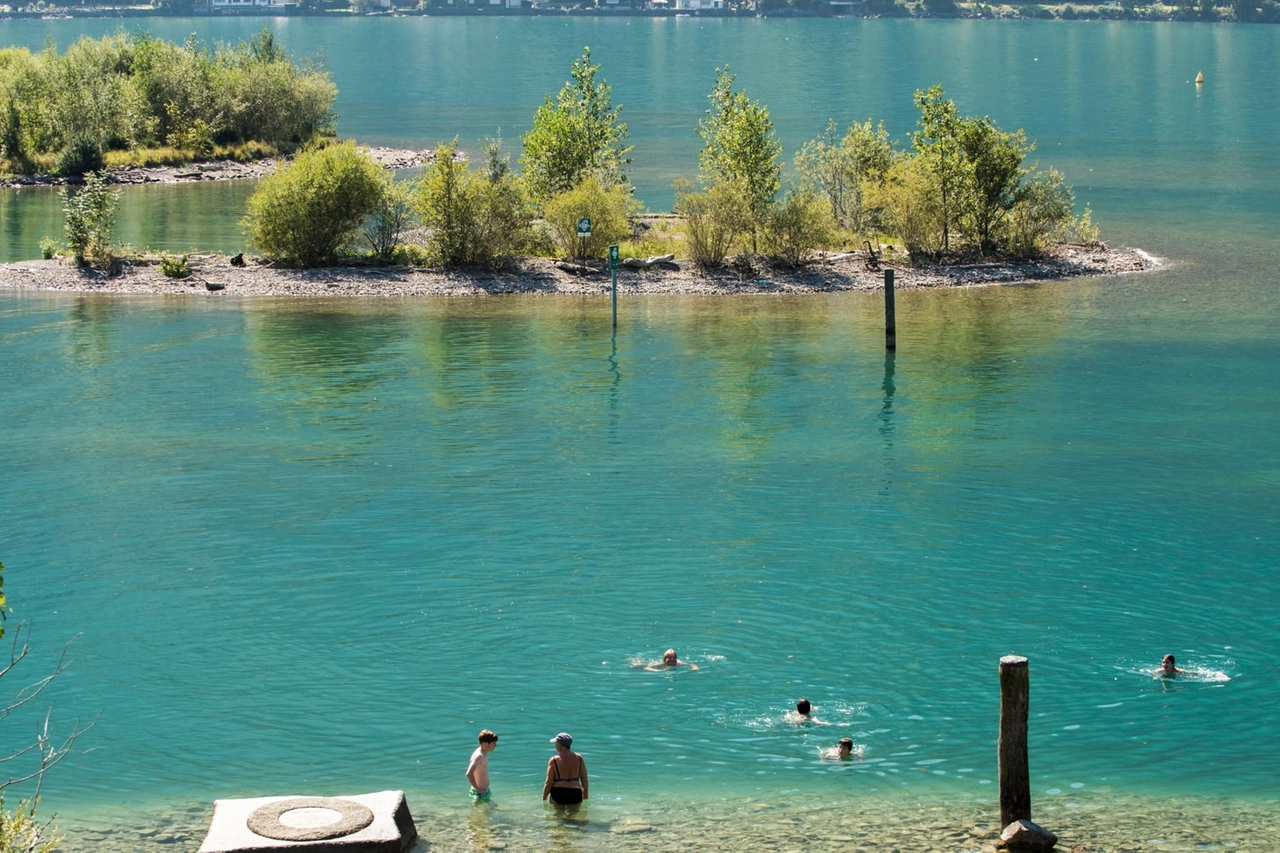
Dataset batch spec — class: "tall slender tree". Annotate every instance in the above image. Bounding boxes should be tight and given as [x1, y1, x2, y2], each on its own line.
[520, 47, 632, 205]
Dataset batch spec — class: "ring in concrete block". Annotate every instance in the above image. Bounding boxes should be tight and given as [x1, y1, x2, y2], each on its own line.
[246, 797, 375, 841]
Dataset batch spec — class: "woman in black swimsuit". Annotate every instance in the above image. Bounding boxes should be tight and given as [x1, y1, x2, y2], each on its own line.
[542, 732, 589, 807]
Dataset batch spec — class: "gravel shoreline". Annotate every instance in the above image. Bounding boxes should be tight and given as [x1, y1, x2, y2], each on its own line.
[0, 244, 1157, 299]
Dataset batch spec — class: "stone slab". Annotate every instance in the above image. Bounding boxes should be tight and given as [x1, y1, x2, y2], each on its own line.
[198, 790, 417, 853]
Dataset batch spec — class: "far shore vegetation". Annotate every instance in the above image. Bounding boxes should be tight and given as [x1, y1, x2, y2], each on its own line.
[41, 46, 1098, 276]
[0, 29, 335, 178]
[2, 0, 1278, 23]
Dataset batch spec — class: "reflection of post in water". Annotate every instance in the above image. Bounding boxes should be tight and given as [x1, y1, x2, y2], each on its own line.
[607, 330, 621, 410]
[879, 350, 896, 442]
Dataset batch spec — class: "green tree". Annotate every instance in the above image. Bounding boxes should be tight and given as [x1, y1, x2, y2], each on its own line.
[912, 84, 967, 252]
[243, 141, 387, 267]
[795, 118, 895, 234]
[520, 47, 631, 205]
[865, 156, 945, 263]
[697, 67, 782, 251]
[1007, 168, 1075, 258]
[416, 138, 531, 268]
[60, 171, 119, 267]
[956, 115, 1030, 253]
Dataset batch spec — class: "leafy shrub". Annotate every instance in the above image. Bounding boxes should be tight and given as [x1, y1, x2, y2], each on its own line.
[864, 158, 944, 264]
[541, 176, 635, 260]
[242, 141, 387, 267]
[764, 187, 837, 267]
[56, 137, 105, 177]
[160, 253, 191, 278]
[39, 236, 57, 260]
[674, 178, 751, 268]
[60, 171, 119, 267]
[0, 797, 61, 853]
[1007, 168, 1075, 258]
[361, 179, 414, 262]
[416, 139, 531, 268]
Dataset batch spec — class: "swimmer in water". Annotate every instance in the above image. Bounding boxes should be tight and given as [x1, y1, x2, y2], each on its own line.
[643, 649, 699, 671]
[1157, 654, 1187, 678]
[822, 737, 861, 760]
[787, 698, 830, 725]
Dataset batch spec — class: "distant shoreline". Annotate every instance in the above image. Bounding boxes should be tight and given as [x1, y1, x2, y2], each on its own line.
[0, 244, 1157, 299]
[0, 6, 1270, 24]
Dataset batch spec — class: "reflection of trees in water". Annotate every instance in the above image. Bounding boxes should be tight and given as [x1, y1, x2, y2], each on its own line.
[890, 286, 1072, 452]
[65, 297, 126, 368]
[673, 298, 839, 461]
[247, 306, 410, 402]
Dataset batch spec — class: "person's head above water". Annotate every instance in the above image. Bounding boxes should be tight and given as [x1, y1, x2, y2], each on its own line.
[1161, 654, 1180, 675]
[796, 698, 812, 716]
[663, 649, 679, 666]
[837, 738, 854, 756]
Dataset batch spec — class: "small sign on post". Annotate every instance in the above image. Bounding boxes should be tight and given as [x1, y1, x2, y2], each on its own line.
[609, 244, 620, 329]
[577, 218, 592, 262]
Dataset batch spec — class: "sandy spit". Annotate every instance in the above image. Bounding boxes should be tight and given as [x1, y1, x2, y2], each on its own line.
[0, 244, 1156, 300]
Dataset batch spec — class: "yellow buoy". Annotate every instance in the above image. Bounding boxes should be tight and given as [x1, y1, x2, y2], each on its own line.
[1195, 71, 1205, 84]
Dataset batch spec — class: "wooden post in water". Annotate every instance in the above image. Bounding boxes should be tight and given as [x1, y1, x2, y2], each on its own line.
[884, 268, 896, 350]
[998, 655, 1031, 828]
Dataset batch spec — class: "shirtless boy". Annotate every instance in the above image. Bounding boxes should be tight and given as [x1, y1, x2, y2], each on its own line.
[467, 730, 498, 803]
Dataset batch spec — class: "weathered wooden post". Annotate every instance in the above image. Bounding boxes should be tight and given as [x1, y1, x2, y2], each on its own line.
[884, 268, 896, 350]
[998, 654, 1031, 828]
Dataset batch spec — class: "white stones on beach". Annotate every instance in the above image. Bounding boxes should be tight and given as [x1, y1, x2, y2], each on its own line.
[0, 246, 1157, 300]
[197, 790, 416, 853]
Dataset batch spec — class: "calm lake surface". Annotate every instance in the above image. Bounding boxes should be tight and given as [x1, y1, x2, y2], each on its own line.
[2, 17, 1279, 853]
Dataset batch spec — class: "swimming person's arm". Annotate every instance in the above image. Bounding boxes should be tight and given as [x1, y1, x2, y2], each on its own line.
[580, 757, 588, 800]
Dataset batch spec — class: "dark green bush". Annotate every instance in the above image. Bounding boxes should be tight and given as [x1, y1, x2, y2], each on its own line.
[56, 137, 104, 177]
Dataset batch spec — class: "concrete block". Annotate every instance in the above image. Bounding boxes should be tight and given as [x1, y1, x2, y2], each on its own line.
[198, 790, 417, 853]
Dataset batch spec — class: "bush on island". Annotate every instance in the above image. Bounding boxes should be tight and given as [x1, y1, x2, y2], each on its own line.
[765, 187, 838, 267]
[242, 141, 386, 267]
[674, 177, 752, 268]
[416, 137, 531, 268]
[541, 176, 636, 261]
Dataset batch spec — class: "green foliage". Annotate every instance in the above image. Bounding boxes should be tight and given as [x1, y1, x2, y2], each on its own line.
[61, 171, 119, 267]
[795, 118, 895, 234]
[764, 187, 837, 267]
[416, 138, 531, 268]
[361, 179, 414, 262]
[520, 47, 631, 205]
[0, 30, 335, 173]
[55, 136, 104, 177]
[861, 0, 912, 16]
[1007, 168, 1075, 258]
[912, 83, 967, 251]
[865, 157, 945, 263]
[160, 253, 190, 278]
[674, 177, 752, 268]
[38, 237, 57, 260]
[0, 798, 61, 853]
[242, 141, 387, 267]
[541, 175, 635, 260]
[956, 115, 1031, 252]
[698, 67, 782, 248]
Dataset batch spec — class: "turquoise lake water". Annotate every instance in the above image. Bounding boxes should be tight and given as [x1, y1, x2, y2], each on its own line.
[2, 17, 1279, 853]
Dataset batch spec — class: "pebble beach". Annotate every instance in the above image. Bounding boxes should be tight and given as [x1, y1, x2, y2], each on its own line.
[0, 243, 1156, 300]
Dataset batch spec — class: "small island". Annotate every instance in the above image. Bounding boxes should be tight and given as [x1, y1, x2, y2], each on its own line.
[2, 38, 1157, 297]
